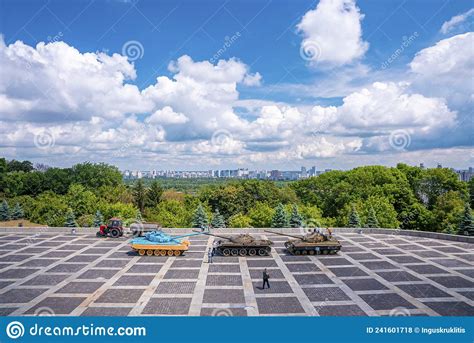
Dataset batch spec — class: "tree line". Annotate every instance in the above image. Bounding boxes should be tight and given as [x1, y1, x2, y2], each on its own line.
[0, 158, 472, 235]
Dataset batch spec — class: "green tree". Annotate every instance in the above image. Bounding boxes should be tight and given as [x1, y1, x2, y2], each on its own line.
[133, 179, 147, 214]
[192, 203, 209, 229]
[29, 191, 69, 226]
[469, 177, 474, 208]
[93, 210, 104, 227]
[228, 213, 252, 228]
[399, 203, 434, 231]
[146, 180, 163, 208]
[66, 184, 97, 217]
[0, 200, 10, 221]
[348, 205, 361, 227]
[11, 202, 24, 220]
[458, 203, 474, 236]
[366, 206, 379, 228]
[72, 162, 122, 189]
[145, 200, 188, 227]
[64, 209, 77, 227]
[211, 209, 226, 228]
[432, 191, 465, 232]
[289, 204, 303, 228]
[272, 203, 289, 228]
[248, 202, 274, 228]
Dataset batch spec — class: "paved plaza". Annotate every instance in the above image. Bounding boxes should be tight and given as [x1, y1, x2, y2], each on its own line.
[0, 231, 473, 316]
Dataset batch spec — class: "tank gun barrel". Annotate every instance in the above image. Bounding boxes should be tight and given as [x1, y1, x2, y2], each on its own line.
[172, 232, 204, 240]
[264, 230, 304, 240]
[192, 230, 233, 241]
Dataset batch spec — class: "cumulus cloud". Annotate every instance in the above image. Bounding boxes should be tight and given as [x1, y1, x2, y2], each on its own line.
[296, 0, 369, 66]
[146, 106, 189, 124]
[440, 8, 474, 34]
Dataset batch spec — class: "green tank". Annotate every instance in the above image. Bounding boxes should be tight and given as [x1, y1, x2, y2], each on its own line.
[202, 231, 273, 256]
[264, 229, 341, 255]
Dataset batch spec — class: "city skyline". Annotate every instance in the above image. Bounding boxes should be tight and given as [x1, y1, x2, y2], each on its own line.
[0, 0, 473, 169]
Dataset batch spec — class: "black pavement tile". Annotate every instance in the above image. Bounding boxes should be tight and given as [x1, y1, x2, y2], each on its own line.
[56, 281, 104, 293]
[81, 248, 104, 255]
[343, 278, 388, 291]
[209, 264, 240, 273]
[286, 263, 320, 273]
[319, 258, 352, 266]
[66, 255, 98, 263]
[249, 269, 284, 279]
[371, 248, 404, 256]
[437, 247, 469, 253]
[360, 261, 399, 270]
[96, 289, 144, 303]
[397, 284, 451, 298]
[171, 260, 202, 268]
[405, 264, 448, 275]
[22, 274, 70, 286]
[257, 297, 305, 314]
[211, 257, 239, 263]
[303, 287, 350, 301]
[0, 281, 13, 289]
[19, 259, 59, 267]
[0, 254, 30, 262]
[0, 268, 39, 279]
[253, 281, 293, 294]
[318, 304, 367, 316]
[387, 255, 424, 264]
[359, 293, 416, 310]
[143, 298, 191, 315]
[247, 259, 278, 268]
[77, 269, 119, 280]
[163, 269, 199, 279]
[424, 301, 474, 316]
[46, 264, 87, 273]
[200, 307, 247, 316]
[347, 253, 380, 260]
[294, 274, 334, 285]
[206, 274, 242, 286]
[114, 275, 154, 286]
[455, 269, 474, 278]
[453, 254, 474, 262]
[203, 289, 245, 303]
[429, 276, 474, 289]
[280, 256, 310, 262]
[94, 259, 129, 268]
[0, 307, 17, 316]
[0, 288, 46, 303]
[429, 259, 472, 268]
[329, 267, 368, 277]
[412, 251, 446, 258]
[26, 297, 87, 315]
[155, 282, 196, 294]
[458, 291, 474, 300]
[41, 251, 73, 258]
[376, 271, 421, 282]
[127, 264, 163, 273]
[81, 307, 132, 316]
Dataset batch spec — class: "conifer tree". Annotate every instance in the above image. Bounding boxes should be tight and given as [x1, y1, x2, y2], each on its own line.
[211, 209, 226, 228]
[458, 203, 474, 236]
[289, 204, 303, 228]
[366, 206, 379, 228]
[65, 209, 77, 227]
[192, 203, 209, 229]
[93, 210, 104, 227]
[0, 200, 10, 221]
[11, 202, 24, 220]
[348, 205, 361, 228]
[272, 203, 289, 228]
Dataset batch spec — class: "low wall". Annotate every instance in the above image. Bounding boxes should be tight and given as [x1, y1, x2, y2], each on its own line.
[0, 226, 472, 243]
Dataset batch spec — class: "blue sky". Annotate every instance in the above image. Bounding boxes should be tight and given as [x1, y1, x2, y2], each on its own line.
[0, 0, 473, 170]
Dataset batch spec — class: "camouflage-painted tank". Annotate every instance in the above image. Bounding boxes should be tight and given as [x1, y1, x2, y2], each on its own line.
[203, 232, 273, 256]
[265, 229, 341, 255]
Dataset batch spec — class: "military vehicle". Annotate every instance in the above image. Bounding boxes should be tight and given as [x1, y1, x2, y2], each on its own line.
[264, 228, 341, 255]
[200, 231, 273, 256]
[130, 230, 201, 256]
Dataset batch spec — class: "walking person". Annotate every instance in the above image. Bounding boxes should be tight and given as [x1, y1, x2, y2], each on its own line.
[208, 248, 213, 264]
[262, 268, 270, 289]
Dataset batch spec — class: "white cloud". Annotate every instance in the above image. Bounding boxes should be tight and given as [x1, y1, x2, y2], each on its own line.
[146, 106, 189, 124]
[297, 0, 369, 66]
[440, 8, 474, 34]
[295, 137, 362, 158]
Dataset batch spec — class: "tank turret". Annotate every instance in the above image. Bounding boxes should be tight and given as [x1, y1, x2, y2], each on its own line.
[130, 230, 202, 256]
[264, 229, 341, 255]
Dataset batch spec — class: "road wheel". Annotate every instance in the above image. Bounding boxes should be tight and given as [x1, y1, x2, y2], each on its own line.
[329, 250, 336, 255]
[159, 250, 166, 256]
[138, 249, 146, 256]
[174, 250, 181, 256]
[258, 248, 266, 256]
[322, 250, 328, 255]
[309, 250, 315, 255]
[167, 250, 174, 256]
[110, 228, 120, 238]
[222, 249, 230, 257]
[239, 249, 247, 256]
[231, 249, 239, 256]
[147, 250, 153, 256]
[294, 250, 301, 255]
[248, 249, 256, 256]
[302, 250, 308, 255]
[154, 250, 161, 256]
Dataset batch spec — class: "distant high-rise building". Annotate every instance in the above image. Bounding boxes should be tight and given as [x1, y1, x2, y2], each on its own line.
[420, 163, 424, 169]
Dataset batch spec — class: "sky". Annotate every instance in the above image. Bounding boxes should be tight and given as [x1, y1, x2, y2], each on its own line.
[0, 0, 473, 171]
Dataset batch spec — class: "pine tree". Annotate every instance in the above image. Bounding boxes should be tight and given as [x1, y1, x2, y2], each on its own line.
[146, 180, 163, 208]
[133, 179, 147, 214]
[135, 210, 143, 223]
[65, 209, 77, 227]
[458, 203, 474, 236]
[93, 210, 104, 227]
[348, 205, 361, 228]
[192, 203, 209, 229]
[0, 200, 10, 221]
[366, 206, 379, 228]
[272, 203, 289, 228]
[11, 202, 24, 220]
[289, 204, 303, 228]
[211, 209, 226, 228]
